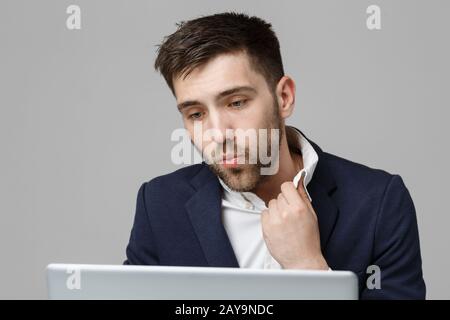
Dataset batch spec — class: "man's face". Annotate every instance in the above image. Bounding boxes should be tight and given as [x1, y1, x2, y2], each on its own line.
[173, 51, 282, 191]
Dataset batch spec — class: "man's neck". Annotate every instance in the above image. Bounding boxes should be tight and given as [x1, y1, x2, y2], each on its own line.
[251, 131, 303, 206]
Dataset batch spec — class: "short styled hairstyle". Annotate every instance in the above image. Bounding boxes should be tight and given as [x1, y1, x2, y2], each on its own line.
[154, 12, 285, 96]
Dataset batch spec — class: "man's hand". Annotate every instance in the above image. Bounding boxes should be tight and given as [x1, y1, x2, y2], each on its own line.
[261, 175, 328, 270]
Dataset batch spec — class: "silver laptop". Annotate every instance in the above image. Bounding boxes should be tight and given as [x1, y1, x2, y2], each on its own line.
[46, 263, 358, 300]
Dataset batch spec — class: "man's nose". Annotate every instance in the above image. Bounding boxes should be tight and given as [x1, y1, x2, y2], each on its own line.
[206, 111, 234, 144]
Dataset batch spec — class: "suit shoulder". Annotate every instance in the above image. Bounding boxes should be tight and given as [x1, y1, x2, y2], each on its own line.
[145, 163, 204, 186]
[321, 151, 397, 195]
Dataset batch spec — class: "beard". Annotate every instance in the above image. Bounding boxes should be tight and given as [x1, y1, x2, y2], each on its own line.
[206, 100, 283, 192]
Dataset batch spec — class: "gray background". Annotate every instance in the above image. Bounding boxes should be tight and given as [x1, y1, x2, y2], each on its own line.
[0, 0, 448, 299]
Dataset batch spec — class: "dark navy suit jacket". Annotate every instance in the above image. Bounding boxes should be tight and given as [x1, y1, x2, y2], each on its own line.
[124, 131, 426, 299]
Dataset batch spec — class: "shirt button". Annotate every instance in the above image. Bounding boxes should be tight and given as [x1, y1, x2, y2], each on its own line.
[245, 202, 254, 210]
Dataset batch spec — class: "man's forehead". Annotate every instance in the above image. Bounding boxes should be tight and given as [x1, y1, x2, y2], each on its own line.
[173, 51, 261, 100]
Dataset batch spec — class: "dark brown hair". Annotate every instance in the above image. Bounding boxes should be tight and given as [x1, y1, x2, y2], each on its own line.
[154, 12, 285, 96]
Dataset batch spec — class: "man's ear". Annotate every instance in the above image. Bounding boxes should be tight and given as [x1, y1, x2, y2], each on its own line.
[275, 75, 296, 120]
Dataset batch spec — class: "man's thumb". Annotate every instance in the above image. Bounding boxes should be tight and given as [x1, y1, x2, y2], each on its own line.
[296, 172, 310, 203]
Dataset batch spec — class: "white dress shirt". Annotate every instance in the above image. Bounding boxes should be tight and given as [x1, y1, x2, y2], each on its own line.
[218, 127, 319, 269]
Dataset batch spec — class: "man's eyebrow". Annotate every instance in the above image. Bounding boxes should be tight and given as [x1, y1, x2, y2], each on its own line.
[177, 85, 257, 111]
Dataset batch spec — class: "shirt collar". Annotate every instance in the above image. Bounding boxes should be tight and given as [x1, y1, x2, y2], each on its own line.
[218, 127, 319, 208]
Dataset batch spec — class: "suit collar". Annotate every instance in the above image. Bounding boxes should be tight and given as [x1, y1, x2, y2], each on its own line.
[185, 129, 339, 267]
[291, 127, 337, 194]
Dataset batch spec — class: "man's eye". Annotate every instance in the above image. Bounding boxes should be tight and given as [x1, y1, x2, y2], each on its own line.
[188, 112, 203, 120]
[229, 100, 247, 108]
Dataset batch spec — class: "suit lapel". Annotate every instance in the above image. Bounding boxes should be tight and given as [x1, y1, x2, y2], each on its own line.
[185, 165, 240, 268]
[300, 130, 340, 252]
[308, 179, 339, 252]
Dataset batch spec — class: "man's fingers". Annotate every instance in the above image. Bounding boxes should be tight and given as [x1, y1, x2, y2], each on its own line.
[280, 181, 303, 206]
[268, 199, 277, 212]
[276, 192, 289, 211]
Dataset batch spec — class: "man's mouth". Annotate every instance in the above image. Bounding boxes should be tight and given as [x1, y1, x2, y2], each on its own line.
[220, 154, 243, 168]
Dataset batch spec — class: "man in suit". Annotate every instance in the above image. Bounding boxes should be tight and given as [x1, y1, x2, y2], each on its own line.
[124, 12, 425, 299]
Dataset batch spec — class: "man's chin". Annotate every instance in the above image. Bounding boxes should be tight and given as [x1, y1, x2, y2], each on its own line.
[208, 163, 261, 192]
